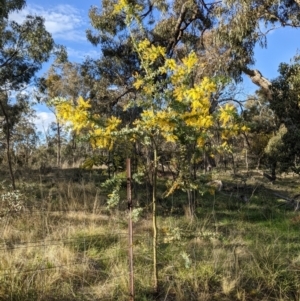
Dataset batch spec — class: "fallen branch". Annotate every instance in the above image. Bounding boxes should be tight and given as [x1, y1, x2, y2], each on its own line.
[273, 192, 300, 211]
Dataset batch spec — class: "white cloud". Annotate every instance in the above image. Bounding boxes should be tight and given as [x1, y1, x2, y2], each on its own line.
[32, 111, 56, 133]
[67, 47, 99, 60]
[9, 4, 86, 42]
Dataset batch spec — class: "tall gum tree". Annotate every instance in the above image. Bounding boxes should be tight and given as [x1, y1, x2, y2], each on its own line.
[38, 62, 90, 167]
[268, 56, 300, 174]
[0, 0, 64, 188]
[86, 0, 300, 105]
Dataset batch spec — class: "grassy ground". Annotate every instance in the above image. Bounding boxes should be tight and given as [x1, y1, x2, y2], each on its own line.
[0, 168, 299, 300]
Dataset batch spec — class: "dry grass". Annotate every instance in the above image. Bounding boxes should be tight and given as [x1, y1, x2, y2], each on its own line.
[0, 169, 299, 300]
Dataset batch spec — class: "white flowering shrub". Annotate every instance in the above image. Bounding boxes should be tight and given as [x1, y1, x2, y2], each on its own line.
[0, 190, 24, 218]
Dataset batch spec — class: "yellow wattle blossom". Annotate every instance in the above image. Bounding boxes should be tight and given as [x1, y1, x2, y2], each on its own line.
[113, 0, 142, 14]
[136, 39, 166, 68]
[137, 39, 151, 52]
[196, 136, 205, 147]
[130, 40, 220, 150]
[241, 125, 249, 132]
[142, 45, 165, 64]
[219, 103, 236, 126]
[182, 52, 198, 72]
[201, 77, 217, 93]
[165, 59, 176, 71]
[56, 96, 91, 133]
[106, 116, 122, 131]
[77, 96, 91, 109]
[171, 67, 186, 85]
[113, 0, 128, 14]
[221, 141, 228, 148]
[143, 84, 155, 95]
[133, 77, 144, 89]
[55, 96, 122, 150]
[90, 116, 122, 150]
[135, 109, 177, 142]
[173, 86, 185, 102]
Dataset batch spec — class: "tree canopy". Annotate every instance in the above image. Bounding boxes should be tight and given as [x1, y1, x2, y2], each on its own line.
[1, 0, 300, 186]
[269, 56, 300, 173]
[85, 0, 300, 109]
[0, 0, 63, 188]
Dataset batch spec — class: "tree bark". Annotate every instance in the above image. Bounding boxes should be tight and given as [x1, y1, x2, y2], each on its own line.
[56, 120, 61, 167]
[152, 147, 158, 294]
[0, 97, 16, 190]
[242, 67, 272, 99]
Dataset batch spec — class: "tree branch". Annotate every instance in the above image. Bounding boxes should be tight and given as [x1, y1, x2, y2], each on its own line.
[242, 67, 272, 99]
[166, 1, 210, 56]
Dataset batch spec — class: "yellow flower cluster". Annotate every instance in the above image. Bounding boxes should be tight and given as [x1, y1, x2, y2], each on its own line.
[132, 41, 219, 148]
[133, 40, 166, 94]
[137, 39, 165, 62]
[170, 52, 198, 84]
[182, 52, 198, 72]
[55, 97, 121, 150]
[219, 103, 236, 126]
[56, 96, 91, 132]
[135, 110, 177, 142]
[218, 104, 249, 140]
[91, 116, 122, 150]
[113, 0, 128, 14]
[113, 0, 142, 14]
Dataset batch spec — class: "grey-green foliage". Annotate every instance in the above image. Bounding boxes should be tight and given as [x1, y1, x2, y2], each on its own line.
[0, 0, 62, 92]
[0, 0, 25, 19]
[101, 176, 122, 208]
[0, 0, 60, 188]
[0, 91, 30, 189]
[268, 56, 300, 173]
[180, 251, 192, 269]
[132, 171, 144, 185]
[213, 1, 299, 87]
[131, 207, 143, 222]
[265, 125, 287, 158]
[84, 0, 300, 110]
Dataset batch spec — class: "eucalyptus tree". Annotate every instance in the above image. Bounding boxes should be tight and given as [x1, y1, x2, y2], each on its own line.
[242, 91, 277, 169]
[0, 0, 63, 188]
[83, 0, 300, 182]
[268, 56, 300, 174]
[0, 3, 56, 92]
[13, 116, 38, 168]
[38, 62, 90, 167]
[0, 91, 39, 187]
[242, 55, 300, 177]
[86, 0, 300, 107]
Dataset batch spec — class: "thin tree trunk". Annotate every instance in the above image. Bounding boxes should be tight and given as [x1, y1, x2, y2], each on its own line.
[271, 161, 277, 181]
[245, 149, 248, 171]
[57, 120, 61, 167]
[6, 129, 15, 190]
[189, 153, 196, 217]
[0, 99, 16, 190]
[231, 153, 236, 174]
[127, 158, 134, 300]
[152, 147, 158, 294]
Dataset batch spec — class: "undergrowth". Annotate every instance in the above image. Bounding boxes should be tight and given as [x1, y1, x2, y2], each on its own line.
[0, 168, 299, 300]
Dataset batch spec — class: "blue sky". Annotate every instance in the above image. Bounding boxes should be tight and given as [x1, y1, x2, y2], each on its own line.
[9, 0, 100, 130]
[10, 0, 99, 61]
[8, 1, 300, 131]
[243, 26, 300, 93]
